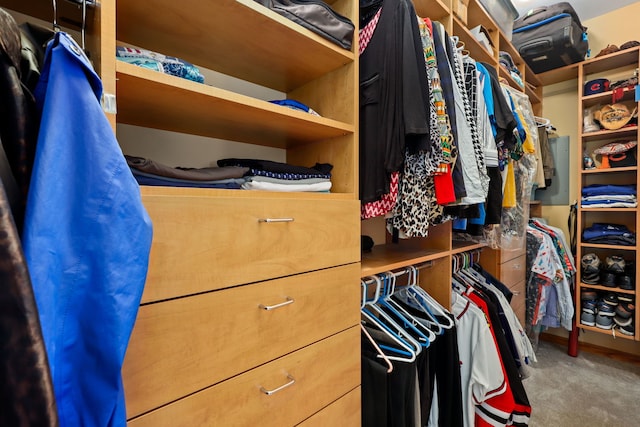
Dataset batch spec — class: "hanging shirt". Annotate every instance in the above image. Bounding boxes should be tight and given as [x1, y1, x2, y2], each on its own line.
[22, 32, 153, 426]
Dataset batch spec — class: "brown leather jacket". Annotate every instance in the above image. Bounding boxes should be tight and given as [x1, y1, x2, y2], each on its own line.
[0, 8, 58, 427]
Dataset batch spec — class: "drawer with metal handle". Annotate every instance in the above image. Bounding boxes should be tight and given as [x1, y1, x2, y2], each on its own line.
[126, 327, 360, 427]
[123, 263, 360, 417]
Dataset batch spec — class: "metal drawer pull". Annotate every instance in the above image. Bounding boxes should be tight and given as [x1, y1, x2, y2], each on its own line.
[260, 374, 295, 395]
[258, 218, 294, 223]
[512, 291, 521, 296]
[259, 297, 294, 311]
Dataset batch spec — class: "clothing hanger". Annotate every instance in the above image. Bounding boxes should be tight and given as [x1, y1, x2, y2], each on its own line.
[361, 323, 393, 373]
[81, 0, 87, 51]
[52, 0, 61, 32]
[370, 274, 424, 353]
[361, 279, 418, 362]
[381, 271, 436, 346]
[405, 266, 454, 330]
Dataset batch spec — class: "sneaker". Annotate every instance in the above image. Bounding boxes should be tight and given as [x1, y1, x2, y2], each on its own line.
[597, 300, 616, 316]
[614, 315, 632, 327]
[605, 255, 626, 273]
[600, 272, 618, 288]
[596, 313, 614, 329]
[603, 293, 619, 306]
[581, 311, 596, 326]
[581, 290, 598, 301]
[615, 302, 635, 319]
[618, 320, 635, 336]
[617, 273, 635, 290]
[618, 293, 634, 303]
[582, 299, 598, 314]
[580, 253, 602, 274]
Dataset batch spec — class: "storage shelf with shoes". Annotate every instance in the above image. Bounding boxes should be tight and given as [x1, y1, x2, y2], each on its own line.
[576, 47, 640, 341]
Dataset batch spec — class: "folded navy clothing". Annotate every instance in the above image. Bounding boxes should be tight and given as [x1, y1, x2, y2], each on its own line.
[582, 223, 636, 245]
[131, 171, 243, 189]
[218, 158, 333, 178]
[582, 236, 637, 246]
[581, 184, 636, 197]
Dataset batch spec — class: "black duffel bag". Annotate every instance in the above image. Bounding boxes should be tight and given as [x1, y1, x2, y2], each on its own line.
[254, 0, 355, 50]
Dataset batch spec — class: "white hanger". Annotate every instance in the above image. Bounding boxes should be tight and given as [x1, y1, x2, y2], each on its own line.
[382, 271, 436, 346]
[361, 323, 393, 373]
[361, 279, 417, 363]
[409, 266, 455, 329]
[366, 275, 423, 354]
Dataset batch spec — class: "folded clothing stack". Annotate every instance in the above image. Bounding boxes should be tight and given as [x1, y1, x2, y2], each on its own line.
[116, 46, 205, 83]
[582, 223, 636, 246]
[217, 158, 333, 192]
[125, 155, 248, 189]
[581, 184, 637, 208]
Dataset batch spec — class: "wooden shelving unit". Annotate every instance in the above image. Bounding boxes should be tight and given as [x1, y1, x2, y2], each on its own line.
[576, 48, 640, 341]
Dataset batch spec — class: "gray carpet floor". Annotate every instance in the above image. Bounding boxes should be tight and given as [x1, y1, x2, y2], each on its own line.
[524, 340, 640, 426]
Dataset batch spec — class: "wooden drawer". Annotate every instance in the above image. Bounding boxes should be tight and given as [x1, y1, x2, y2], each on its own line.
[499, 246, 526, 263]
[123, 264, 360, 418]
[141, 193, 360, 302]
[500, 255, 526, 288]
[510, 279, 526, 327]
[127, 327, 361, 427]
[297, 387, 361, 426]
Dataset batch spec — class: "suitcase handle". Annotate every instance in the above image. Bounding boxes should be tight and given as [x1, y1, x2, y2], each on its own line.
[519, 38, 552, 57]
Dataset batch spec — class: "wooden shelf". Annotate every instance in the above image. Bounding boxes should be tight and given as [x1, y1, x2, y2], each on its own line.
[115, 61, 354, 148]
[498, 33, 523, 70]
[580, 207, 638, 212]
[580, 243, 637, 251]
[536, 46, 640, 86]
[581, 166, 638, 174]
[361, 245, 449, 277]
[499, 67, 524, 92]
[116, 0, 354, 92]
[579, 324, 636, 341]
[138, 186, 355, 200]
[582, 87, 638, 108]
[524, 63, 542, 87]
[581, 126, 638, 142]
[536, 63, 579, 86]
[582, 46, 640, 76]
[414, 0, 450, 21]
[579, 283, 636, 295]
[467, 0, 499, 43]
[451, 241, 487, 254]
[452, 16, 496, 66]
[526, 85, 542, 104]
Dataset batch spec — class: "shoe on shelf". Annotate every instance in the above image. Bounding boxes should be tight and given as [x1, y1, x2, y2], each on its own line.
[597, 300, 616, 316]
[582, 299, 598, 314]
[582, 253, 602, 274]
[617, 273, 635, 290]
[581, 290, 599, 301]
[614, 314, 633, 327]
[596, 313, 614, 329]
[615, 302, 635, 319]
[603, 293, 619, 306]
[600, 271, 618, 288]
[618, 320, 635, 336]
[605, 255, 626, 274]
[618, 294, 634, 304]
[581, 311, 596, 327]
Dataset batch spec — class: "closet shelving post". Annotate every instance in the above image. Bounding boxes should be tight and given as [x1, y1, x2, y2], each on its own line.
[576, 47, 640, 341]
